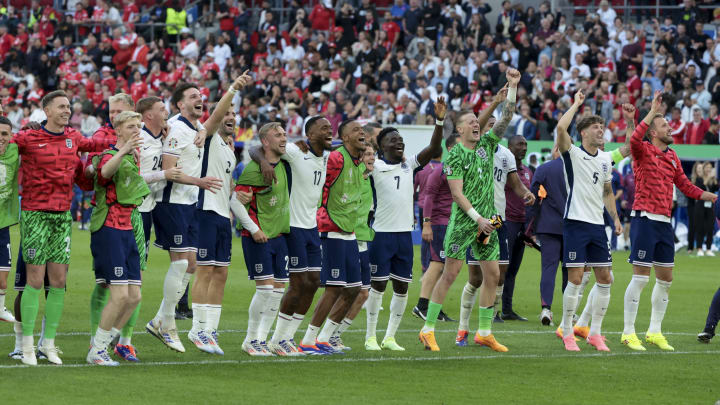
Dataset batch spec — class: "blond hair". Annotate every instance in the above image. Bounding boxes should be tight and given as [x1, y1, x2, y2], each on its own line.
[112, 111, 142, 129]
[109, 93, 135, 108]
[258, 122, 283, 141]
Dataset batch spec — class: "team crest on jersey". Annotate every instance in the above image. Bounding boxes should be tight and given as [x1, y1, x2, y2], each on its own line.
[476, 147, 487, 159]
[198, 249, 207, 258]
[638, 250, 646, 260]
[290, 257, 299, 266]
[444, 166, 453, 176]
[26, 248, 36, 259]
[440, 250, 446, 259]
[331, 268, 340, 278]
[451, 244, 460, 253]
[114, 267, 124, 277]
[370, 264, 377, 274]
[174, 235, 183, 245]
[568, 251, 576, 260]
[340, 193, 348, 203]
[255, 264, 263, 273]
[401, 162, 408, 170]
[168, 138, 178, 149]
[65, 139, 72, 148]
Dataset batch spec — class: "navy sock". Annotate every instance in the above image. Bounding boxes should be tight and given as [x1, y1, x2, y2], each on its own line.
[705, 288, 720, 334]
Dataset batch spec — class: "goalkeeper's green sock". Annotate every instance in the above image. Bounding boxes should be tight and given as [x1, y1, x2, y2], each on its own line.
[477, 306, 493, 337]
[44, 287, 66, 342]
[422, 301, 442, 333]
[120, 302, 141, 346]
[20, 285, 41, 337]
[90, 284, 109, 344]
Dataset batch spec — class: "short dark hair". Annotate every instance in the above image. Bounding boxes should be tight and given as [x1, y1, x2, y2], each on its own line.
[171, 82, 198, 110]
[337, 119, 355, 138]
[136, 96, 163, 115]
[376, 126, 399, 150]
[305, 115, 325, 135]
[576, 115, 604, 133]
[0, 116, 12, 129]
[42, 90, 68, 109]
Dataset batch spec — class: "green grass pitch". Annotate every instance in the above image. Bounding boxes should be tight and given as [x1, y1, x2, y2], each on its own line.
[2, 226, 719, 404]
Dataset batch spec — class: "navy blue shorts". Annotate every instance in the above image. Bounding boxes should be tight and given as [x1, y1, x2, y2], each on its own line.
[369, 231, 413, 283]
[91, 226, 141, 286]
[0, 226, 11, 271]
[628, 215, 674, 267]
[196, 210, 232, 267]
[429, 225, 447, 263]
[141, 211, 152, 260]
[242, 235, 289, 282]
[320, 236, 361, 287]
[359, 241, 371, 289]
[420, 240, 430, 269]
[13, 245, 50, 292]
[286, 226, 322, 273]
[152, 202, 198, 252]
[563, 219, 611, 268]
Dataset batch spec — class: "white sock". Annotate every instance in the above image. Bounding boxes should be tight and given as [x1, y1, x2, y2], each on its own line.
[589, 283, 611, 336]
[93, 328, 112, 351]
[459, 282, 478, 332]
[385, 292, 407, 340]
[257, 287, 284, 342]
[118, 336, 132, 346]
[246, 286, 272, 343]
[178, 272, 192, 302]
[562, 281, 581, 338]
[576, 271, 592, 312]
[648, 279, 671, 334]
[301, 324, 320, 346]
[0, 288, 5, 309]
[22, 335, 33, 350]
[576, 283, 596, 328]
[334, 317, 353, 338]
[271, 312, 293, 344]
[365, 288, 383, 339]
[288, 313, 305, 340]
[191, 303, 207, 333]
[318, 319, 340, 342]
[206, 305, 222, 332]
[39, 317, 46, 347]
[623, 274, 649, 335]
[14, 322, 22, 351]
[493, 285, 503, 316]
[159, 260, 188, 326]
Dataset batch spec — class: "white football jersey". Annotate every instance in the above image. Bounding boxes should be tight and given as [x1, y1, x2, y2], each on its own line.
[138, 125, 164, 212]
[371, 154, 421, 232]
[197, 133, 236, 218]
[156, 115, 204, 205]
[493, 144, 517, 218]
[560, 144, 612, 225]
[283, 142, 328, 229]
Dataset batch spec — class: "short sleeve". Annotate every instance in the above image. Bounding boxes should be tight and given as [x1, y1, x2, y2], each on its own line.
[163, 122, 191, 156]
[282, 142, 303, 163]
[407, 154, 421, 171]
[604, 156, 613, 183]
[443, 148, 463, 180]
[505, 149, 517, 173]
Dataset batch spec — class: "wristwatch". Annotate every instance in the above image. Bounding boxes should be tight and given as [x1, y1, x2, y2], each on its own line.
[422, 217, 432, 223]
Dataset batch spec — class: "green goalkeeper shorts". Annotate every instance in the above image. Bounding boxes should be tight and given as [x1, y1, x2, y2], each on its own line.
[20, 210, 72, 265]
[444, 214, 499, 262]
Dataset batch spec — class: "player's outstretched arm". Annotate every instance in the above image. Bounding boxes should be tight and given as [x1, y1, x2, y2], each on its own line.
[507, 171, 535, 206]
[448, 178, 494, 234]
[602, 181, 622, 235]
[416, 96, 447, 166]
[203, 70, 252, 136]
[641, 90, 662, 127]
[492, 69, 521, 138]
[477, 84, 507, 133]
[161, 153, 223, 192]
[556, 90, 585, 153]
[616, 103, 636, 159]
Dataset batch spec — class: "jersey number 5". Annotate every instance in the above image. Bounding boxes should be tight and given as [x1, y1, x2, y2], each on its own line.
[592, 172, 599, 184]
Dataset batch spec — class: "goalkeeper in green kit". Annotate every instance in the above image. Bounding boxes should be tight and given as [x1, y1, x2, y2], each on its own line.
[419, 68, 520, 352]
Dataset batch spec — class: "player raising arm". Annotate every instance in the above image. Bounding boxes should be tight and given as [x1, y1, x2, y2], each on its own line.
[621, 91, 717, 351]
[555, 90, 621, 352]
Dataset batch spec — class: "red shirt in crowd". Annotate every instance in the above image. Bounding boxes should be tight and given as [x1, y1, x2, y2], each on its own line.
[309, 5, 335, 31]
[686, 119, 709, 144]
[130, 80, 148, 102]
[630, 121, 704, 217]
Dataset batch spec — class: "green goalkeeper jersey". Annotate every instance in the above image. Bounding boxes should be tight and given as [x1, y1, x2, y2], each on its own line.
[0, 144, 19, 229]
[444, 130, 501, 221]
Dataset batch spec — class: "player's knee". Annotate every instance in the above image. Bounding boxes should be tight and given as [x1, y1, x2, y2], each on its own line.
[213, 267, 229, 283]
[357, 288, 369, 302]
[371, 280, 387, 292]
[111, 289, 129, 305]
[392, 280, 408, 295]
[305, 272, 321, 291]
[343, 286, 361, 299]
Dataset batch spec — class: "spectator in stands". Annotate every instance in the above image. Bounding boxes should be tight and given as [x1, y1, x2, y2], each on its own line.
[687, 107, 710, 144]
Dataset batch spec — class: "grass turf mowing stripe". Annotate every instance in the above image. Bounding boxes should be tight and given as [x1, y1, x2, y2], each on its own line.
[2, 349, 719, 369]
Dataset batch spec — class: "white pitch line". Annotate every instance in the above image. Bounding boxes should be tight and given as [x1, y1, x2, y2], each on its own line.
[1, 350, 719, 369]
[0, 329, 701, 338]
